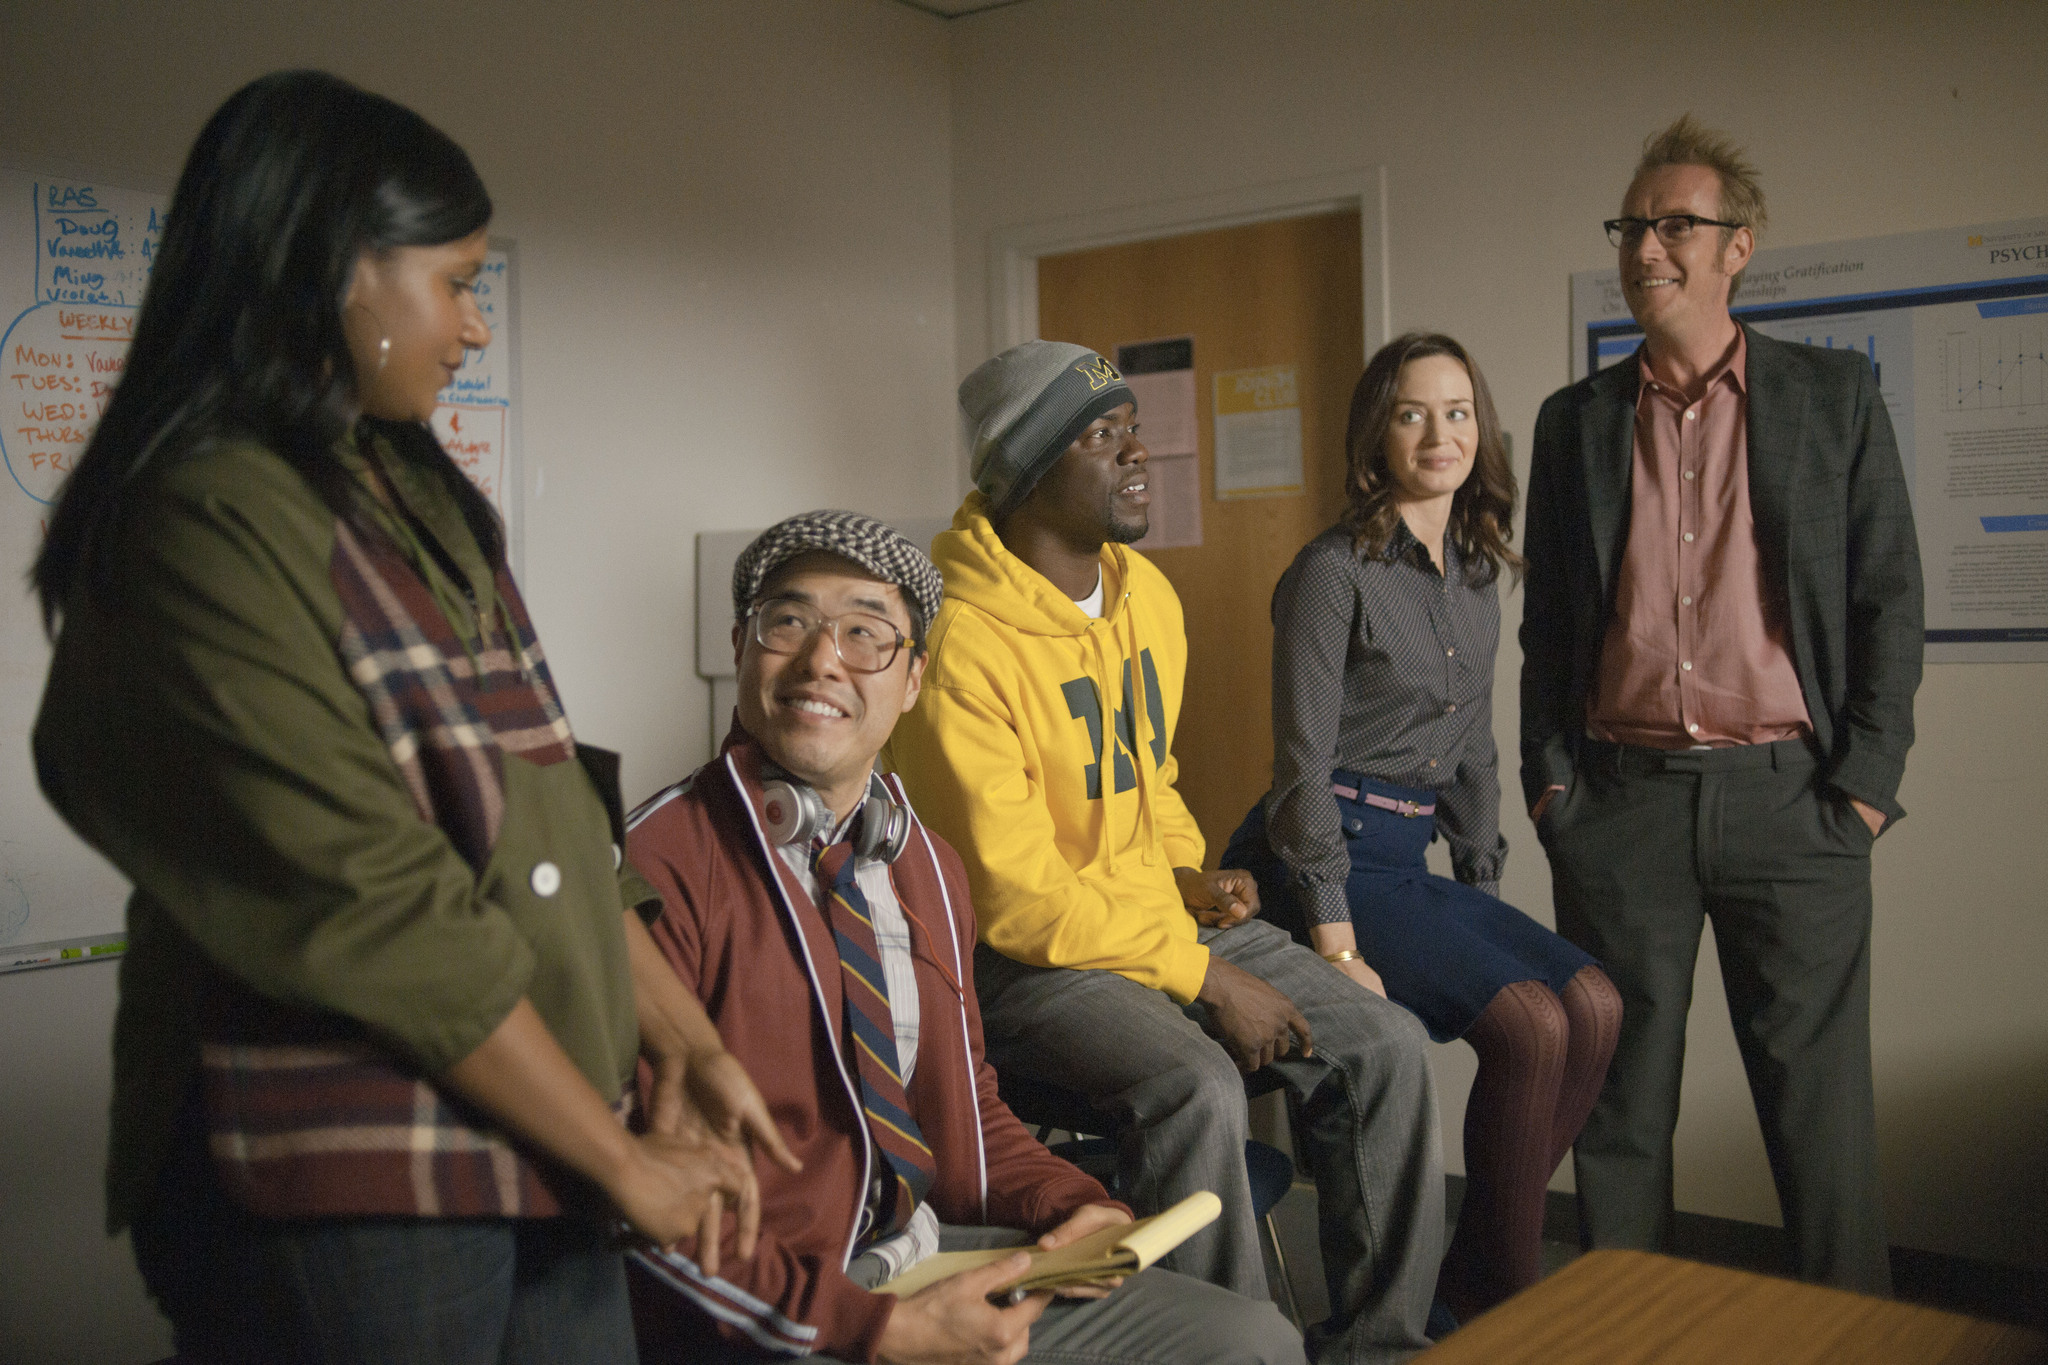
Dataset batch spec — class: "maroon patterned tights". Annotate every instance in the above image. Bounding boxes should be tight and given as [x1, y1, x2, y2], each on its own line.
[1437, 963, 1622, 1319]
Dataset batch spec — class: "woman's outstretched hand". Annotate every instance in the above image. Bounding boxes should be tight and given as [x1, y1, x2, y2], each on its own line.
[442, 996, 765, 1273]
[610, 1126, 760, 1274]
[682, 1047, 803, 1174]
[625, 909, 801, 1173]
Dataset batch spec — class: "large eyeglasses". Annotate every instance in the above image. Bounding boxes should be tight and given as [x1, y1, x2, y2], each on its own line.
[751, 597, 914, 674]
[1604, 214, 1742, 248]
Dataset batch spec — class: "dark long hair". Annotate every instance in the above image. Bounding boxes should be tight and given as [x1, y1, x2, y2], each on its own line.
[32, 70, 498, 631]
[1340, 331, 1522, 586]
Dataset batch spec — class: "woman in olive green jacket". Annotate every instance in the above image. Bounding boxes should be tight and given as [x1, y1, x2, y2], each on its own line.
[31, 71, 792, 1365]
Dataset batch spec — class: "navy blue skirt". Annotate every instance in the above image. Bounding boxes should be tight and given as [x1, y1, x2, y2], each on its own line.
[1222, 771, 1595, 1044]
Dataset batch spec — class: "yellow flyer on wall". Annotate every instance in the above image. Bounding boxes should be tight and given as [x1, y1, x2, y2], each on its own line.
[1213, 362, 1302, 498]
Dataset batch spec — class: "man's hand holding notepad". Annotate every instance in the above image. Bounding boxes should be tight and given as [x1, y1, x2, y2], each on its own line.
[876, 1192, 1221, 1301]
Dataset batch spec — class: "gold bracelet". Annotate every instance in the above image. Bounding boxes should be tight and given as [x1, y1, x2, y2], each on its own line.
[1321, 949, 1363, 965]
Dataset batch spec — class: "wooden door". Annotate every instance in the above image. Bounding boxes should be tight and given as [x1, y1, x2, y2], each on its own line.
[1038, 211, 1363, 861]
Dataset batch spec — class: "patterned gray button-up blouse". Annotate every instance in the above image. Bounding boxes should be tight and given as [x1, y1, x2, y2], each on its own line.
[1264, 520, 1508, 926]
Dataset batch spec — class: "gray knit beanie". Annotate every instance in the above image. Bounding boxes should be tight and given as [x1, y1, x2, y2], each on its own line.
[732, 510, 945, 644]
[960, 341, 1136, 519]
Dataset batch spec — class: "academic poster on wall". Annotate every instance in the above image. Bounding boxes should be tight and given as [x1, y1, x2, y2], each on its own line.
[1571, 214, 2048, 663]
[0, 166, 521, 958]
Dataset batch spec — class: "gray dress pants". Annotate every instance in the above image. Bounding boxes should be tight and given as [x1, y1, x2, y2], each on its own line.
[976, 918, 1442, 1365]
[1542, 738, 1891, 1293]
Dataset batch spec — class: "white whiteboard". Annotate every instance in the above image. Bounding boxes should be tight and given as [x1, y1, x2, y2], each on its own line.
[0, 165, 521, 950]
[1571, 214, 2048, 663]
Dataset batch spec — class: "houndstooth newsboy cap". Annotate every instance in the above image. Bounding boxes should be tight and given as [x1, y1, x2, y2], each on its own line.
[731, 510, 945, 641]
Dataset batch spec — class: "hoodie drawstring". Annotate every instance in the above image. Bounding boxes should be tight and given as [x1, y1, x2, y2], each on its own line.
[1094, 549, 1163, 876]
[1109, 552, 1163, 869]
[1090, 616, 1120, 877]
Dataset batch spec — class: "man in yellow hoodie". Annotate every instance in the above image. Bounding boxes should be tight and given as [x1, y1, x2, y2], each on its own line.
[887, 341, 1443, 1363]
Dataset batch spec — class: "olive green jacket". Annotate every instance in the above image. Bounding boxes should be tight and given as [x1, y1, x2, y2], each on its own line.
[34, 431, 638, 1231]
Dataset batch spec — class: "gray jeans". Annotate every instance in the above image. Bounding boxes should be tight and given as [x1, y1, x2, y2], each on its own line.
[834, 1225, 1302, 1365]
[976, 918, 1442, 1365]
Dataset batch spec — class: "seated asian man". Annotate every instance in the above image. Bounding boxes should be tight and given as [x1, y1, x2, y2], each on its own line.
[624, 510, 1305, 1365]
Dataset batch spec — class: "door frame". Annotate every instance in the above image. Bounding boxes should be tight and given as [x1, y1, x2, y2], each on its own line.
[985, 166, 1389, 359]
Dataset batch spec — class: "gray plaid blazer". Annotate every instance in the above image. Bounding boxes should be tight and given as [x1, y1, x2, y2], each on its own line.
[1518, 324, 1924, 822]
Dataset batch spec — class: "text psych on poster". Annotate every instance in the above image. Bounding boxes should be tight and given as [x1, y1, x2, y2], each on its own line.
[1572, 215, 2048, 663]
[0, 167, 521, 951]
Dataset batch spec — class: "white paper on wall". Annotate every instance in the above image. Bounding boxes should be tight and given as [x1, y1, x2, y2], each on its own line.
[1213, 363, 1302, 499]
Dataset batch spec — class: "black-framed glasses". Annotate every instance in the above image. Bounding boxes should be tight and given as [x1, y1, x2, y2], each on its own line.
[1604, 214, 1742, 248]
[751, 597, 914, 673]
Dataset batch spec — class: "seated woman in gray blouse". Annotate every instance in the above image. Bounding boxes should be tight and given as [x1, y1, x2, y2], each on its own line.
[1223, 332, 1621, 1318]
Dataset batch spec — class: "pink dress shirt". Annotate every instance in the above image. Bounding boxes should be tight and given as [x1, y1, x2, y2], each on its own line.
[1586, 329, 1812, 749]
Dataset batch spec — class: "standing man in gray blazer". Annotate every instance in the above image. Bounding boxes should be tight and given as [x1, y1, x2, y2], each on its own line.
[1519, 115, 1923, 1294]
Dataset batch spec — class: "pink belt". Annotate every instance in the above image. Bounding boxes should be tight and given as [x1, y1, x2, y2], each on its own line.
[1331, 783, 1435, 817]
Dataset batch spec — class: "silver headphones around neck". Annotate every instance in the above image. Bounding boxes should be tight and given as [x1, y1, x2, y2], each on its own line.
[762, 779, 911, 864]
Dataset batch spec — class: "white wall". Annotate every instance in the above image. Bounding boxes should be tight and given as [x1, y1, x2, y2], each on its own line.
[4, 5, 2045, 1358]
[0, 3, 956, 1359]
[947, 0, 2048, 1270]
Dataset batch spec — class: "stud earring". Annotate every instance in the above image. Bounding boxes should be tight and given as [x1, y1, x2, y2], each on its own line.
[348, 301, 392, 374]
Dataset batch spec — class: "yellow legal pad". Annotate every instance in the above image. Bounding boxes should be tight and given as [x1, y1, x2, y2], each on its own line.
[876, 1191, 1222, 1299]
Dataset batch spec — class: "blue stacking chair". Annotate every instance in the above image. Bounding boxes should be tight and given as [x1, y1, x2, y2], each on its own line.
[997, 1069, 1305, 1326]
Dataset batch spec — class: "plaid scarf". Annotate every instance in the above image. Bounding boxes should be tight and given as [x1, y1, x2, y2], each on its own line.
[200, 514, 593, 1219]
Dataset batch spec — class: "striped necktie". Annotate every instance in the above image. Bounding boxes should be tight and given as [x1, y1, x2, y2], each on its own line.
[814, 840, 935, 1241]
